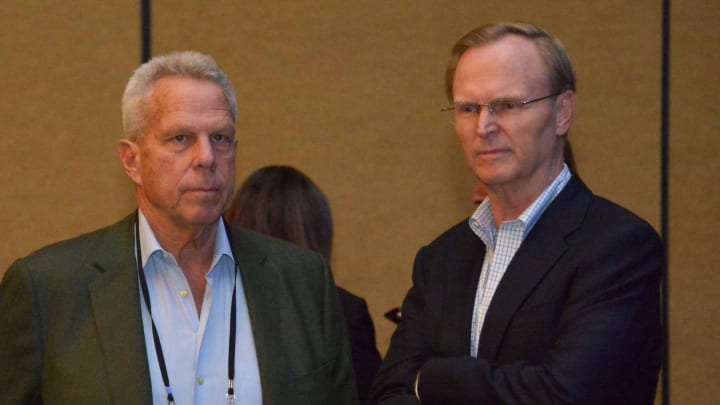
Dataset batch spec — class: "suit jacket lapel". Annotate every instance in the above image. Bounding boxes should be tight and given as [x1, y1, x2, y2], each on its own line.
[88, 215, 152, 404]
[477, 177, 591, 360]
[229, 227, 287, 404]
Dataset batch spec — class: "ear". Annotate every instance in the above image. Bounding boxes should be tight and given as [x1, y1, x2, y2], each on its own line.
[554, 90, 576, 137]
[118, 139, 143, 186]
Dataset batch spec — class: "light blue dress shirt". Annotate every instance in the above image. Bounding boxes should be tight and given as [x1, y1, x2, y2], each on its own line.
[137, 211, 262, 404]
[468, 165, 571, 357]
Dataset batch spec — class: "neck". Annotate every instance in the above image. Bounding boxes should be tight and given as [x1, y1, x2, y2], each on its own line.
[139, 208, 219, 276]
[486, 163, 563, 227]
[141, 209, 220, 315]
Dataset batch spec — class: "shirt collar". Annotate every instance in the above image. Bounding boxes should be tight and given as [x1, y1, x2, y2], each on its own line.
[137, 209, 234, 268]
[469, 164, 572, 244]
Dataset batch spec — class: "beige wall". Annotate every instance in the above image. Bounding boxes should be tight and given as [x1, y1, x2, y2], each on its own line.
[1, 1, 138, 272]
[1, 1, 717, 403]
[669, 0, 720, 400]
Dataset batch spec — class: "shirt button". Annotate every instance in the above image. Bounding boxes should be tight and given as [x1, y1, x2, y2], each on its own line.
[180, 289, 189, 298]
[197, 376, 204, 385]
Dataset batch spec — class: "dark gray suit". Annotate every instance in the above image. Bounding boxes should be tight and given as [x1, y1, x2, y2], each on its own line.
[0, 214, 358, 404]
[370, 176, 663, 404]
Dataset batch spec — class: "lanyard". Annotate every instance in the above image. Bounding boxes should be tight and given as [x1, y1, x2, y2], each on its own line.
[135, 216, 238, 405]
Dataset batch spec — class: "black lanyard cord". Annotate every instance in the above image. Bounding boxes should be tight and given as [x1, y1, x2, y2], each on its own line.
[135, 217, 238, 405]
[228, 284, 237, 397]
[225, 217, 238, 404]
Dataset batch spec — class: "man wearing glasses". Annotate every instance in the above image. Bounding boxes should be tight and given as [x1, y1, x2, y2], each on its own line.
[370, 22, 663, 404]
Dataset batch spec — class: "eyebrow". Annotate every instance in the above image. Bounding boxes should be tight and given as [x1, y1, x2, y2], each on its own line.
[163, 123, 236, 135]
[454, 94, 525, 103]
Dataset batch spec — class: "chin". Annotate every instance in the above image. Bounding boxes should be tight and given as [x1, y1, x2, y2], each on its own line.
[474, 171, 501, 185]
[474, 164, 516, 184]
[181, 209, 224, 227]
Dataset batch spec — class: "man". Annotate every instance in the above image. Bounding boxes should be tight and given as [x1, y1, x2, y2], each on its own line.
[369, 23, 663, 404]
[0, 51, 358, 404]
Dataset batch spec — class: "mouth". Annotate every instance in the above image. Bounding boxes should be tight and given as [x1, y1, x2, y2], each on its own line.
[475, 148, 509, 159]
[186, 188, 221, 199]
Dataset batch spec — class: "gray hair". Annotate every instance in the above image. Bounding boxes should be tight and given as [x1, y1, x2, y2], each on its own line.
[121, 51, 237, 141]
[445, 22, 576, 102]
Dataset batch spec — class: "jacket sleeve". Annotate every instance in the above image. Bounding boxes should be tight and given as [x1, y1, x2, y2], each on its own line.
[0, 260, 44, 405]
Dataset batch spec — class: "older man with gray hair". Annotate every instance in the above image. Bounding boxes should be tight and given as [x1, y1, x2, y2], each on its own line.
[0, 51, 358, 405]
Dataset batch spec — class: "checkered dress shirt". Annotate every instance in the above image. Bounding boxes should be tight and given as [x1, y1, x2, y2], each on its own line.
[469, 165, 571, 357]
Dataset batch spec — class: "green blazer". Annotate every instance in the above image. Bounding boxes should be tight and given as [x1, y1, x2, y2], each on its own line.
[0, 214, 358, 404]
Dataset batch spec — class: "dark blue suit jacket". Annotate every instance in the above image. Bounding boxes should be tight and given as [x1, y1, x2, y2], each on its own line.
[370, 176, 663, 404]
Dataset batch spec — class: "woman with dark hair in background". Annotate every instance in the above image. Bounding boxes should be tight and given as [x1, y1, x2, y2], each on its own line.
[226, 165, 382, 403]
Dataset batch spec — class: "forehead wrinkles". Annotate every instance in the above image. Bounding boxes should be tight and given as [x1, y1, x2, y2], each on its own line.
[455, 36, 553, 97]
[144, 78, 232, 133]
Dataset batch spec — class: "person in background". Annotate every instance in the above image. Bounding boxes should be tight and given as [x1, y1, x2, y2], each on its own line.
[226, 165, 382, 404]
[0, 51, 357, 405]
[369, 22, 663, 404]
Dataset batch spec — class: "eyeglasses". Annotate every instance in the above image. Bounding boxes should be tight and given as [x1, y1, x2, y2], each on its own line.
[441, 92, 562, 122]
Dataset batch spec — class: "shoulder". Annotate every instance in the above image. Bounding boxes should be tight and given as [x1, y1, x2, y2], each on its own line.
[568, 177, 661, 244]
[588, 194, 657, 230]
[581, 194, 663, 251]
[546, 178, 664, 269]
[1, 215, 135, 310]
[230, 225, 325, 265]
[7, 215, 133, 279]
[336, 286, 368, 312]
[228, 226, 331, 293]
[549, 175, 661, 242]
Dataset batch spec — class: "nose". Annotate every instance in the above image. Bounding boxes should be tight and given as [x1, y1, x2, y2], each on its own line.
[193, 136, 216, 170]
[474, 107, 496, 137]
